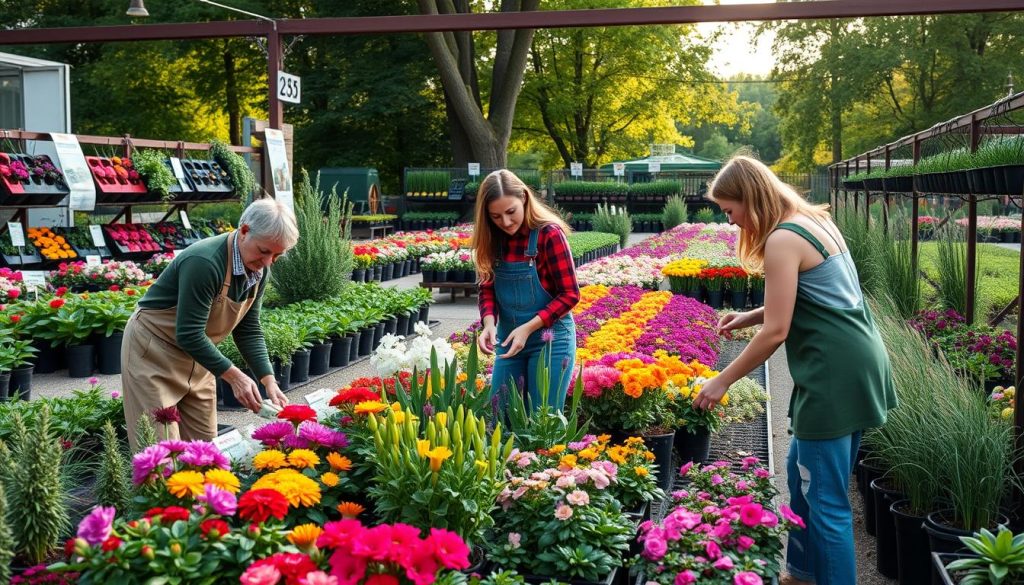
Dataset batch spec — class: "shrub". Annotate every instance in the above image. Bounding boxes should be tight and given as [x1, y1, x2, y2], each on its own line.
[591, 202, 631, 248]
[661, 195, 688, 229]
[270, 170, 353, 304]
[95, 420, 131, 510]
[694, 207, 716, 223]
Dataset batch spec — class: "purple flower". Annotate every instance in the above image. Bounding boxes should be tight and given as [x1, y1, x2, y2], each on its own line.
[77, 506, 116, 546]
[177, 441, 230, 470]
[132, 444, 171, 486]
[198, 484, 237, 516]
[161, 439, 189, 453]
[298, 421, 348, 450]
[541, 328, 554, 343]
[251, 421, 294, 448]
[283, 434, 310, 450]
[422, 403, 435, 417]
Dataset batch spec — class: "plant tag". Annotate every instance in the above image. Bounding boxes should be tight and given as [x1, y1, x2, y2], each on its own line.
[180, 210, 192, 230]
[21, 270, 46, 290]
[613, 162, 625, 177]
[89, 225, 106, 248]
[7, 222, 25, 247]
[467, 162, 480, 177]
[570, 162, 583, 177]
[169, 157, 189, 191]
[212, 429, 248, 461]
[258, 400, 283, 419]
[86, 255, 102, 267]
[305, 388, 335, 417]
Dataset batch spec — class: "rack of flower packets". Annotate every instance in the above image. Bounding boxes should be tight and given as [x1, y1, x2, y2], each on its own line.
[39, 324, 796, 585]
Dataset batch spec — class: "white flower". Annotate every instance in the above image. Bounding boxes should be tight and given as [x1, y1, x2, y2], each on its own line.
[414, 321, 432, 337]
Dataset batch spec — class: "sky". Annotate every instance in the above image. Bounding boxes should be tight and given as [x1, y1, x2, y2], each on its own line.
[697, 0, 777, 79]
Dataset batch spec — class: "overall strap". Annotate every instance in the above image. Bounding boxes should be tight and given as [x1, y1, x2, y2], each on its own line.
[526, 228, 540, 259]
[775, 223, 829, 260]
[807, 214, 845, 252]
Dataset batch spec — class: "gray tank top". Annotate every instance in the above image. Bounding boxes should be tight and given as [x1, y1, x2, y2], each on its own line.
[774, 220, 863, 310]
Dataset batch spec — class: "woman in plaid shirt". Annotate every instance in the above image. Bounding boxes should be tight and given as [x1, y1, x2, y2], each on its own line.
[471, 170, 580, 411]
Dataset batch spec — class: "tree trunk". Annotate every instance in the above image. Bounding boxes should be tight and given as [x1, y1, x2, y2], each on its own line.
[223, 42, 241, 145]
[830, 70, 843, 163]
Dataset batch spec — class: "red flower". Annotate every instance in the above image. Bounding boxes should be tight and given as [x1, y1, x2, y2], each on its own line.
[9, 314, 20, 324]
[200, 518, 230, 540]
[55, 286, 67, 297]
[159, 506, 191, 524]
[277, 404, 317, 425]
[49, 298, 65, 309]
[101, 536, 123, 552]
[238, 489, 289, 524]
[108, 285, 120, 292]
[329, 387, 381, 407]
[7, 289, 20, 299]
[152, 405, 181, 424]
[143, 507, 165, 519]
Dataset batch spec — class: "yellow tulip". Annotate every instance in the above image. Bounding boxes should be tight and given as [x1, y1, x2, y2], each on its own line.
[427, 446, 453, 472]
[417, 439, 431, 458]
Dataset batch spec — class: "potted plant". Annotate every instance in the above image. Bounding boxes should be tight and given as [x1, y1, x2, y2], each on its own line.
[699, 266, 726, 308]
[722, 265, 749, 309]
[748, 271, 765, 306]
[86, 292, 135, 375]
[662, 258, 708, 298]
[932, 526, 1024, 584]
[0, 334, 35, 400]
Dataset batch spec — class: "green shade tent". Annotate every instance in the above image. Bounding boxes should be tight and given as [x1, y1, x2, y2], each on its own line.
[317, 167, 381, 213]
[599, 150, 721, 173]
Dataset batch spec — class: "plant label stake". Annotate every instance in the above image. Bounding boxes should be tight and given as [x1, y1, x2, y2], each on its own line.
[305, 387, 334, 418]
[169, 157, 189, 192]
[7, 222, 24, 247]
[467, 162, 480, 177]
[571, 162, 583, 177]
[212, 429, 249, 462]
[180, 210, 192, 230]
[21, 270, 46, 301]
[614, 162, 625, 177]
[648, 162, 661, 175]
[89, 225, 105, 248]
[86, 255, 101, 268]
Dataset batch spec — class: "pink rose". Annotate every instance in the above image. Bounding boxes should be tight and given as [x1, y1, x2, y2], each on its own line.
[554, 504, 573, 521]
[713, 556, 735, 570]
[733, 572, 763, 585]
[240, 564, 282, 585]
[737, 535, 755, 552]
[674, 571, 697, 585]
[643, 535, 667, 560]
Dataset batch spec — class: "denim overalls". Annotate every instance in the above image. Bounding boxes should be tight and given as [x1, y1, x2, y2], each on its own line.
[490, 228, 576, 411]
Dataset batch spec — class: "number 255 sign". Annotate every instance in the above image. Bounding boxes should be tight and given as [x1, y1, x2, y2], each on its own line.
[277, 71, 301, 104]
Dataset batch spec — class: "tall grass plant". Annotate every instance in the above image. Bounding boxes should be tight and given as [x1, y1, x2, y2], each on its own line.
[592, 202, 632, 248]
[661, 195, 688, 229]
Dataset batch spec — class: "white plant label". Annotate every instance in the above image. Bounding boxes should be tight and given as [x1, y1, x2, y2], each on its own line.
[7, 222, 25, 247]
[613, 163, 625, 177]
[570, 162, 583, 177]
[467, 163, 481, 177]
[89, 225, 106, 248]
[180, 210, 192, 230]
[86, 255, 102, 268]
[21, 270, 46, 290]
[648, 162, 661, 174]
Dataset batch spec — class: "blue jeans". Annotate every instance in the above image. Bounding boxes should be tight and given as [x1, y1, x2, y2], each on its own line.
[490, 324, 575, 412]
[786, 431, 862, 585]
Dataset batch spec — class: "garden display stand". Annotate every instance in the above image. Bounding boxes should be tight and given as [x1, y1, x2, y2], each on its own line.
[418, 281, 478, 303]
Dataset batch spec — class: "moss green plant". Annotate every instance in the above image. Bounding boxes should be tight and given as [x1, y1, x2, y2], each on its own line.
[95, 420, 131, 511]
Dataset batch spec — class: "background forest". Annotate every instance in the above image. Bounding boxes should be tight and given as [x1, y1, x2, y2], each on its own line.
[2, 0, 1024, 191]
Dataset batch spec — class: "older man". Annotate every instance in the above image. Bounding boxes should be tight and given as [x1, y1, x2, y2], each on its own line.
[122, 199, 298, 449]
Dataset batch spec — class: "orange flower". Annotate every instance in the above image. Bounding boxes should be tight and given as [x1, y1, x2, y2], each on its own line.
[337, 501, 365, 519]
[288, 524, 322, 548]
[326, 452, 352, 472]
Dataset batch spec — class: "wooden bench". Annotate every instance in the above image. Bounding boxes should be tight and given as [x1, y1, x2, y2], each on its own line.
[419, 282, 478, 303]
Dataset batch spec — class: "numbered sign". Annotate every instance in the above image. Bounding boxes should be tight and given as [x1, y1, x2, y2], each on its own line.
[89, 225, 106, 248]
[570, 162, 583, 177]
[648, 162, 661, 174]
[6, 222, 25, 247]
[277, 71, 301, 104]
[613, 163, 625, 177]
[467, 163, 481, 177]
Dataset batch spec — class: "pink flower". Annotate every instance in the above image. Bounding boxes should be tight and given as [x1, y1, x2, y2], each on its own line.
[760, 511, 778, 527]
[554, 504, 574, 521]
[713, 556, 735, 570]
[566, 490, 590, 506]
[711, 522, 733, 540]
[111, 391, 121, 399]
[780, 504, 806, 529]
[674, 571, 697, 585]
[711, 474, 724, 485]
[679, 461, 694, 476]
[737, 535, 755, 552]
[733, 572, 763, 585]
[240, 564, 282, 585]
[405, 547, 440, 585]
[739, 503, 764, 527]
[754, 468, 770, 479]
[704, 540, 721, 560]
[300, 572, 339, 585]
[352, 524, 394, 561]
[426, 528, 470, 570]
[77, 506, 116, 546]
[88, 376, 99, 385]
[328, 551, 368, 585]
[740, 456, 760, 470]
[507, 532, 521, 548]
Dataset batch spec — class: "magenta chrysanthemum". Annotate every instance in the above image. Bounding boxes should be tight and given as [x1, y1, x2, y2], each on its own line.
[298, 421, 348, 450]
[132, 444, 171, 486]
[177, 441, 230, 470]
[198, 484, 237, 517]
[251, 421, 295, 448]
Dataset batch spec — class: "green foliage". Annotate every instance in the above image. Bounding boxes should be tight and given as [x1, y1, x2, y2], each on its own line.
[873, 215, 920, 319]
[946, 526, 1024, 584]
[95, 420, 131, 511]
[694, 207, 716, 224]
[132, 149, 176, 200]
[0, 386, 124, 446]
[6, 406, 69, 565]
[404, 170, 452, 195]
[502, 349, 586, 452]
[591, 203, 631, 248]
[270, 170, 353, 304]
[662, 194, 689, 229]
[0, 482, 13, 584]
[934, 226, 976, 319]
[566, 232, 620, 261]
[134, 412, 157, 453]
[209, 139, 257, 200]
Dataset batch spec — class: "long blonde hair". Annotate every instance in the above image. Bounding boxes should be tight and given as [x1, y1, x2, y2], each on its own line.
[707, 155, 830, 271]
[471, 169, 570, 282]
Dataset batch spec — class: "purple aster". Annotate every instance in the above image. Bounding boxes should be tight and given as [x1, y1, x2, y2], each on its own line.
[77, 506, 116, 546]
[161, 439, 189, 454]
[251, 421, 295, 448]
[298, 421, 348, 450]
[198, 484, 237, 517]
[132, 444, 171, 486]
[178, 441, 230, 470]
[283, 434, 311, 450]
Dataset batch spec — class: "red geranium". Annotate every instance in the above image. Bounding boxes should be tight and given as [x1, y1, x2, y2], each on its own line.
[237, 489, 289, 524]
[49, 298, 65, 309]
[277, 404, 317, 425]
[157, 506, 191, 524]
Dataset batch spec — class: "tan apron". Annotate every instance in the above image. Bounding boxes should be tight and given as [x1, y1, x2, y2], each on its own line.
[122, 233, 258, 449]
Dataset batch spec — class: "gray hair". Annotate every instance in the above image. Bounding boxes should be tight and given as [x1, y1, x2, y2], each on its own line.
[239, 198, 299, 248]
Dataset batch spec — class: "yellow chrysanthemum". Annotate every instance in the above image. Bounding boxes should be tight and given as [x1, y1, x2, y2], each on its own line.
[166, 470, 205, 499]
[251, 469, 322, 508]
[320, 472, 340, 487]
[559, 454, 578, 469]
[549, 445, 566, 454]
[606, 446, 628, 465]
[354, 400, 387, 415]
[337, 501, 365, 519]
[288, 524, 323, 548]
[326, 452, 353, 472]
[634, 466, 649, 477]
[625, 436, 645, 446]
[287, 449, 321, 469]
[204, 469, 241, 493]
[253, 450, 288, 471]
[578, 448, 599, 461]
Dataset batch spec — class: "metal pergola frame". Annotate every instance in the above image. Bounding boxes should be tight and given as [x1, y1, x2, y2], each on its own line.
[2, 0, 1024, 129]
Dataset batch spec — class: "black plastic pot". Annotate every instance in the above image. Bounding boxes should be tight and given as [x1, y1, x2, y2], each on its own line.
[871, 477, 905, 579]
[674, 427, 711, 468]
[358, 327, 375, 356]
[384, 317, 399, 336]
[382, 263, 394, 281]
[348, 331, 361, 362]
[643, 431, 675, 492]
[891, 499, 932, 585]
[9, 364, 33, 401]
[330, 336, 352, 368]
[272, 360, 291, 392]
[308, 341, 333, 376]
[418, 304, 430, 324]
[372, 265, 382, 281]
[705, 290, 724, 309]
[396, 314, 410, 337]
[858, 458, 887, 537]
[372, 322, 385, 349]
[66, 343, 96, 378]
[352, 268, 366, 282]
[97, 332, 123, 375]
[290, 349, 311, 384]
[30, 340, 60, 374]
[0, 372, 9, 401]
[750, 290, 765, 307]
[729, 290, 747, 309]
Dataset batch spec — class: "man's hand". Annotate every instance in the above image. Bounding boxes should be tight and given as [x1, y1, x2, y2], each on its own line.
[223, 366, 261, 413]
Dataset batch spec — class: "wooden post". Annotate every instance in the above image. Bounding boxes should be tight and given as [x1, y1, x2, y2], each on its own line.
[268, 26, 283, 130]
[965, 117, 981, 324]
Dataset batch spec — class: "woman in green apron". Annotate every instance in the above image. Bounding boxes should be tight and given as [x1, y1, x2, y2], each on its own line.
[693, 156, 896, 585]
[122, 199, 299, 450]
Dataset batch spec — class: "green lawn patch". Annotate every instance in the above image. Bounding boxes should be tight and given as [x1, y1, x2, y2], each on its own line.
[918, 242, 1020, 320]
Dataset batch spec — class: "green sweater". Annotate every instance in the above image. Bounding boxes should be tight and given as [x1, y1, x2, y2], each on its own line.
[139, 233, 273, 379]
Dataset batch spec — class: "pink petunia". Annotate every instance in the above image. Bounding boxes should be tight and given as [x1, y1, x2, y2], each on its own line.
[740, 503, 765, 527]
[733, 572, 763, 585]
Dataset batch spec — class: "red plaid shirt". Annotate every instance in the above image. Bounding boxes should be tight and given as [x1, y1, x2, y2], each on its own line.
[479, 223, 580, 328]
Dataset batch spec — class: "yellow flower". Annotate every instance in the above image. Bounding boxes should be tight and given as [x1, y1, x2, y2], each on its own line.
[578, 448, 599, 461]
[643, 451, 656, 461]
[252, 469, 322, 507]
[427, 446, 453, 472]
[354, 400, 387, 415]
[1003, 407, 1014, 419]
[253, 450, 288, 471]
[456, 372, 468, 383]
[166, 470, 205, 499]
[549, 445, 566, 454]
[320, 472, 340, 487]
[606, 446, 628, 464]
[634, 466, 649, 477]
[288, 449, 321, 469]
[720, 393, 730, 407]
[288, 524, 322, 548]
[625, 436, 645, 446]
[435, 412, 448, 427]
[204, 469, 241, 493]
[597, 434, 611, 444]
[391, 401, 402, 412]
[417, 439, 432, 458]
[326, 452, 353, 472]
[559, 454, 578, 469]
[337, 501, 365, 519]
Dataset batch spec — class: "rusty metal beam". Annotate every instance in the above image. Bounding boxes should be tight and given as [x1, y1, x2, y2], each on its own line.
[3, 0, 1024, 46]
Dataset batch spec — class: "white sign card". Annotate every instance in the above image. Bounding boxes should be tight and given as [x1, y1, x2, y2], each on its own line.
[467, 163, 481, 177]
[7, 222, 25, 247]
[648, 162, 661, 174]
[570, 162, 583, 177]
[613, 163, 625, 177]
[169, 157, 191, 192]
[21, 270, 46, 290]
[89, 225, 106, 248]
[305, 388, 335, 418]
[180, 210, 192, 230]
[86, 255, 102, 267]
[277, 71, 301, 104]
[264, 128, 294, 212]
[51, 133, 96, 211]
[212, 429, 250, 462]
